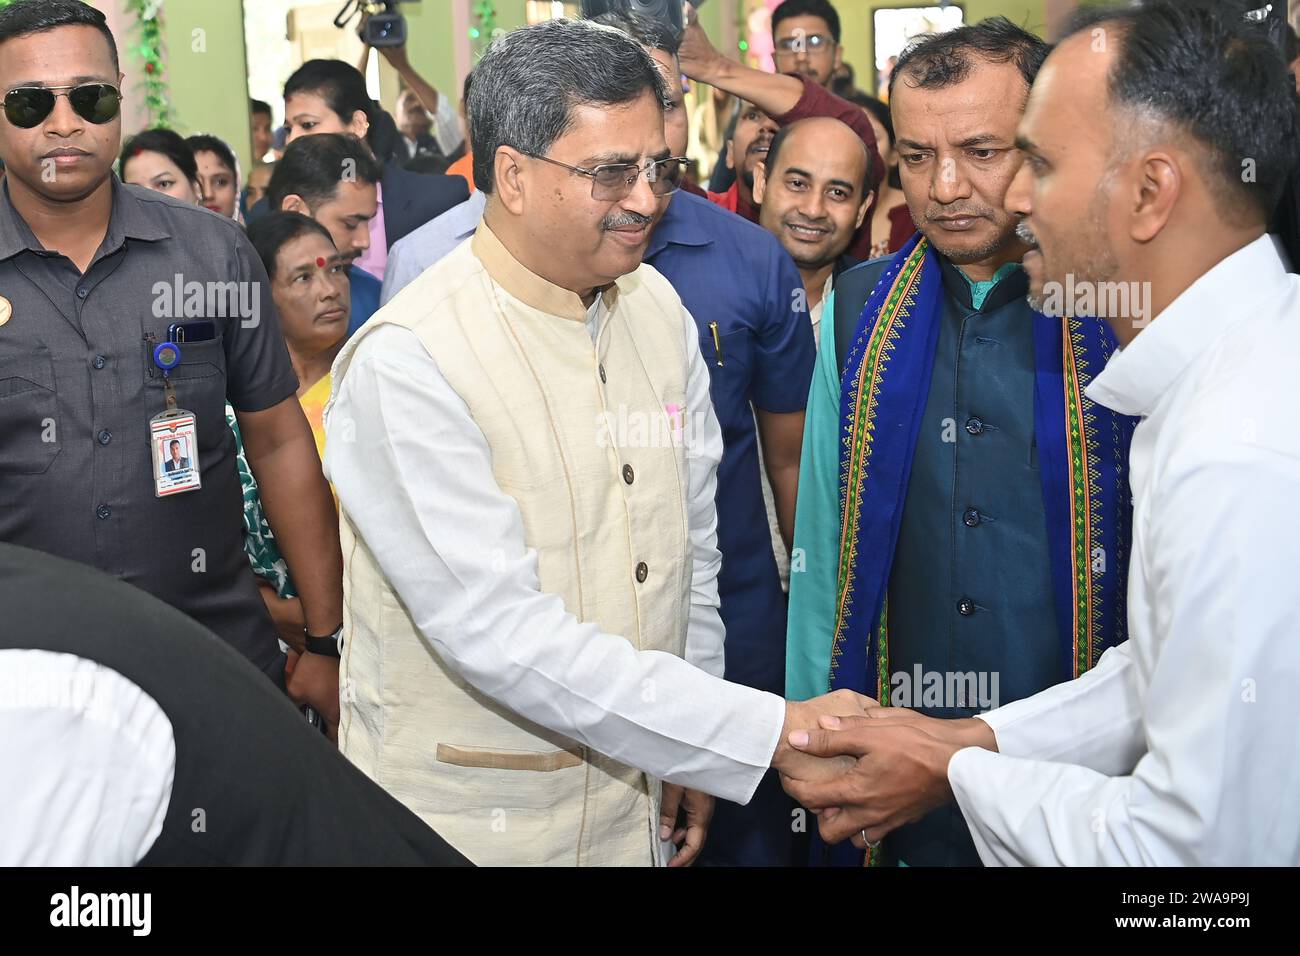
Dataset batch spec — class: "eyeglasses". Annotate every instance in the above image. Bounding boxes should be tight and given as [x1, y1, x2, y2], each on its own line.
[774, 33, 835, 56]
[3, 83, 122, 129]
[526, 153, 687, 201]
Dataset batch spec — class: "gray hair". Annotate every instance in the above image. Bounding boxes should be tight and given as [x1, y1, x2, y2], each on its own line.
[468, 18, 668, 195]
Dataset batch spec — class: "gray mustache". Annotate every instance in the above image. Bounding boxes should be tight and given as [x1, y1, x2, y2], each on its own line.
[602, 211, 653, 230]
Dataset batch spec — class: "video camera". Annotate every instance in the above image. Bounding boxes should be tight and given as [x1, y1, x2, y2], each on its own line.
[334, 0, 420, 49]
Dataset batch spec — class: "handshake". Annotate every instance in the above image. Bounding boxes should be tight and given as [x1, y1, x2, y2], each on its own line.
[771, 691, 998, 850]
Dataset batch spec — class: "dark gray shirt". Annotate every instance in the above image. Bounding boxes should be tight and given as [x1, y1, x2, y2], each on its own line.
[0, 177, 297, 680]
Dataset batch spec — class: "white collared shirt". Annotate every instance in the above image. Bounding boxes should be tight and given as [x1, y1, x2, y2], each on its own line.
[326, 291, 786, 806]
[947, 235, 1300, 865]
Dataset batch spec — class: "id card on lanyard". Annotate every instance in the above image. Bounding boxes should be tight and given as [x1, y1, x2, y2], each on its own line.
[148, 339, 202, 497]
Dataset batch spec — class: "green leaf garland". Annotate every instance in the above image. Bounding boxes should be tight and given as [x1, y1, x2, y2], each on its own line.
[126, 0, 174, 128]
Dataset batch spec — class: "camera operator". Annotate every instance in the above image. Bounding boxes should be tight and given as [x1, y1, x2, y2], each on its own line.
[356, 12, 466, 165]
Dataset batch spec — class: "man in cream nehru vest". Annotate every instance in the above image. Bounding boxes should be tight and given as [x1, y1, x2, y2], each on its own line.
[325, 18, 864, 867]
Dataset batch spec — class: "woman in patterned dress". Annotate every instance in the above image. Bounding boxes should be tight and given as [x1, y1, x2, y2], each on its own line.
[229, 212, 351, 648]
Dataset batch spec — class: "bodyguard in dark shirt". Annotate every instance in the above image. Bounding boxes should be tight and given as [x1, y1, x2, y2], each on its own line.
[0, 0, 343, 728]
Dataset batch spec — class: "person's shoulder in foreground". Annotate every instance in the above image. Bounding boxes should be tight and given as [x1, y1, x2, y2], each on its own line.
[0, 542, 471, 867]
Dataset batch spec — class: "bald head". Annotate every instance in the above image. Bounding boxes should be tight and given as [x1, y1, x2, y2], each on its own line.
[766, 116, 870, 197]
[755, 117, 872, 275]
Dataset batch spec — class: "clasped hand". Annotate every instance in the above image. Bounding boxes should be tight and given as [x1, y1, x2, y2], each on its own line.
[774, 701, 996, 848]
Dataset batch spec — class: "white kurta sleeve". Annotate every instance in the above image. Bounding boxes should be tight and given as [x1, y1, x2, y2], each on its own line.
[947, 454, 1300, 865]
[325, 325, 785, 805]
[679, 305, 727, 681]
[974, 639, 1145, 775]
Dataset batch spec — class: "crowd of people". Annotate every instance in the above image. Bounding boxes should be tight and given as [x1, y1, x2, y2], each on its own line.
[0, 0, 1298, 868]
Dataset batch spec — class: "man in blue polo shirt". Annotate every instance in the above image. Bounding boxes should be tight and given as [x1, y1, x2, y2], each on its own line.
[378, 14, 815, 865]
[603, 11, 814, 867]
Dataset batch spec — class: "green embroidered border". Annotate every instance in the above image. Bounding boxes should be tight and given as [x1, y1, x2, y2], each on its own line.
[829, 241, 928, 689]
[1062, 317, 1094, 677]
[1077, 323, 1105, 673]
[876, 600, 890, 705]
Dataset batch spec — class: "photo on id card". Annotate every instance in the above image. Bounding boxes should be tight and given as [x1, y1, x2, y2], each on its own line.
[151, 412, 201, 497]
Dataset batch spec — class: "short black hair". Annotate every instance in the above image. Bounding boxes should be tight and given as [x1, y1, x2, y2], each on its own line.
[250, 98, 272, 119]
[765, 118, 871, 198]
[185, 134, 238, 177]
[771, 0, 841, 45]
[120, 128, 197, 186]
[169, 440, 180, 449]
[890, 16, 1048, 101]
[284, 59, 397, 160]
[0, 0, 119, 72]
[590, 10, 682, 56]
[284, 59, 372, 127]
[266, 132, 382, 211]
[1064, 0, 1298, 224]
[246, 211, 336, 281]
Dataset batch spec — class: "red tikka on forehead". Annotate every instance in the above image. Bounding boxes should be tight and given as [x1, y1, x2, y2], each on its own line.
[316, 257, 326, 268]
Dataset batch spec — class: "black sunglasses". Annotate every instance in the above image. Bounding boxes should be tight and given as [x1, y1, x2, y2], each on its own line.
[3, 83, 122, 129]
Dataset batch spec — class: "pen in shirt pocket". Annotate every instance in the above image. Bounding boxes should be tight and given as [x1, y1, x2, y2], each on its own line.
[709, 321, 724, 366]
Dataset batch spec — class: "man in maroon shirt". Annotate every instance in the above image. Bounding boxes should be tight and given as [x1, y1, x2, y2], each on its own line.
[680, 4, 883, 258]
